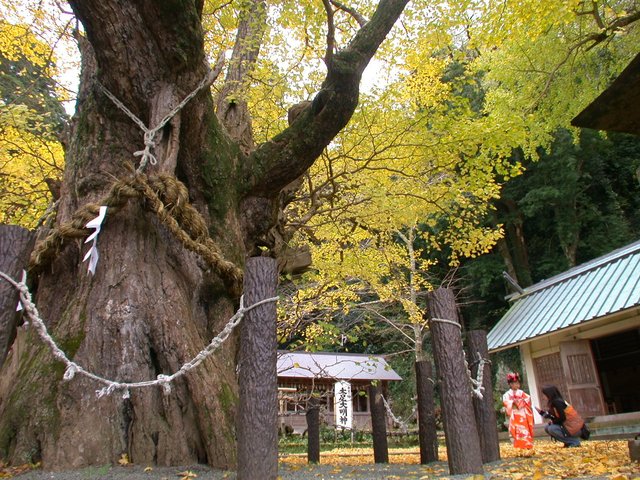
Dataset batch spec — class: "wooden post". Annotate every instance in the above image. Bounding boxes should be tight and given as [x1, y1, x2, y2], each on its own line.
[306, 396, 320, 464]
[237, 257, 278, 480]
[0, 225, 35, 369]
[415, 359, 438, 463]
[368, 383, 389, 463]
[467, 330, 501, 463]
[428, 287, 483, 475]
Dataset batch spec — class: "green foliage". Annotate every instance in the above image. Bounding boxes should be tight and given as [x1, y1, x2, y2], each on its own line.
[517, 130, 639, 269]
[460, 128, 640, 331]
[386, 354, 419, 420]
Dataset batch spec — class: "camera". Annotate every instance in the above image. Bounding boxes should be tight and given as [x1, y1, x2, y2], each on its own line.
[536, 407, 553, 420]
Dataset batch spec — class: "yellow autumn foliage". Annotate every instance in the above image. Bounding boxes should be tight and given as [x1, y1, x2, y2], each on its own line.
[0, 20, 49, 62]
[278, 61, 516, 348]
[0, 20, 64, 228]
[276, 0, 640, 350]
[0, 106, 63, 228]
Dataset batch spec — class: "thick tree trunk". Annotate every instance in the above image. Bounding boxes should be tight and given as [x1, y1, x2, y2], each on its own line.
[415, 359, 438, 463]
[428, 288, 483, 475]
[0, 225, 35, 369]
[306, 396, 320, 464]
[237, 257, 278, 480]
[467, 330, 500, 463]
[368, 384, 389, 464]
[0, 2, 241, 469]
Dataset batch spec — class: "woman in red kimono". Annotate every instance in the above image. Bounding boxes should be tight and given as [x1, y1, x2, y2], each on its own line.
[502, 372, 534, 453]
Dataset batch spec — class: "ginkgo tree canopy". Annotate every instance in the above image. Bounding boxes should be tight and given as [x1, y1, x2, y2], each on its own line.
[3, 0, 639, 354]
[275, 0, 640, 351]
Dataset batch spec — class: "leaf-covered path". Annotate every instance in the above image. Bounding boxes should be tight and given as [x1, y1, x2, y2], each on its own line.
[3, 439, 639, 479]
[280, 439, 639, 479]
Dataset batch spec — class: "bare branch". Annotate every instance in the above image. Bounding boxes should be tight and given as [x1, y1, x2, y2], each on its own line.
[590, 0, 605, 29]
[322, 0, 336, 67]
[330, 0, 367, 27]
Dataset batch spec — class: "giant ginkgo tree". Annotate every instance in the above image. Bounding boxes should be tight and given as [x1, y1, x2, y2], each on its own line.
[0, 0, 409, 470]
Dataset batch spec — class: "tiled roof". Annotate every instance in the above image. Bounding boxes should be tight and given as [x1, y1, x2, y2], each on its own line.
[277, 351, 402, 381]
[488, 240, 640, 352]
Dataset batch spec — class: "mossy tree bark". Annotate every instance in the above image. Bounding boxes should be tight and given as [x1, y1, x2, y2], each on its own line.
[0, 0, 409, 471]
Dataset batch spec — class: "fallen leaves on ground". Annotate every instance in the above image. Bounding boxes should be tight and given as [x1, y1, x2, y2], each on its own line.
[0, 461, 39, 478]
[279, 439, 640, 478]
[177, 470, 197, 479]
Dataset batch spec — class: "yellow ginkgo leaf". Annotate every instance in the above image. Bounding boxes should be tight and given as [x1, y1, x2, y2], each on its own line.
[532, 470, 544, 480]
[177, 470, 197, 479]
[144, 466, 153, 472]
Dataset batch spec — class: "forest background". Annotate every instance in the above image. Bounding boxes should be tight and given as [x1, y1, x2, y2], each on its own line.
[1, 0, 640, 436]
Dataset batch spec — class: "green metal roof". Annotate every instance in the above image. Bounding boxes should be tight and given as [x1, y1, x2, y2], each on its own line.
[488, 240, 640, 352]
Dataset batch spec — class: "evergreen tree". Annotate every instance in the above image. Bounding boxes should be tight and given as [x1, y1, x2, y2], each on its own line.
[460, 129, 640, 331]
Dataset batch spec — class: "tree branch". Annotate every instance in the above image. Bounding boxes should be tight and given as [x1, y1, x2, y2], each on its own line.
[330, 0, 367, 27]
[242, 0, 409, 198]
[322, 0, 335, 67]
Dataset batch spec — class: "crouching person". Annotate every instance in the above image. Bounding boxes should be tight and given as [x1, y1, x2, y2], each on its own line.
[536, 384, 585, 448]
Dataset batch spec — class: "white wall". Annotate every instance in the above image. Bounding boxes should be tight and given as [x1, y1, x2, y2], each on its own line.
[520, 343, 546, 424]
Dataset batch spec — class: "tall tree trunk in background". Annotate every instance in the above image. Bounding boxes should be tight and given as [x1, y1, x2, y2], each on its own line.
[467, 330, 500, 463]
[556, 155, 583, 267]
[0, 225, 35, 369]
[497, 199, 533, 287]
[415, 359, 438, 463]
[495, 238, 518, 286]
[428, 287, 483, 475]
[0, 0, 409, 470]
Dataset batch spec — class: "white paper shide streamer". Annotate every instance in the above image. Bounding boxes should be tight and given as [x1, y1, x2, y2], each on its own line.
[16, 270, 27, 312]
[83, 206, 108, 275]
